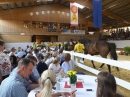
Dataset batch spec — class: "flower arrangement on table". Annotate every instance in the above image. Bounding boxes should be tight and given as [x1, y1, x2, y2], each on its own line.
[67, 70, 77, 84]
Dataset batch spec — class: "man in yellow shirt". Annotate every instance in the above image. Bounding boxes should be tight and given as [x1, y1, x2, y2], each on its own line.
[74, 40, 85, 63]
[74, 40, 85, 53]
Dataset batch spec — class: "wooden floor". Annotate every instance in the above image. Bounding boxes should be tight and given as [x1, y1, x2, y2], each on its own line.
[74, 52, 130, 97]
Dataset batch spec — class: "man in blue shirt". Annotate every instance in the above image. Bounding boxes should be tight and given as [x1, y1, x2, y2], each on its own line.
[10, 55, 40, 92]
[0, 58, 34, 97]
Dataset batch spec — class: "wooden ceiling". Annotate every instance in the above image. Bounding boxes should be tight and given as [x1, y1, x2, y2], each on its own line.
[0, 0, 130, 28]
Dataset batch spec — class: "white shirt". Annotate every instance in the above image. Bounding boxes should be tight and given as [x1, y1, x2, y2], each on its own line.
[28, 87, 55, 97]
[26, 48, 31, 52]
[8, 52, 15, 56]
[16, 51, 26, 58]
[0, 52, 11, 76]
[49, 63, 61, 73]
[28, 87, 40, 97]
[33, 53, 39, 64]
[62, 61, 73, 74]
[45, 57, 54, 67]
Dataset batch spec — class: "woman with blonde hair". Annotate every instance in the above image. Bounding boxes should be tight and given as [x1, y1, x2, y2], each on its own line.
[28, 69, 75, 97]
[49, 57, 61, 74]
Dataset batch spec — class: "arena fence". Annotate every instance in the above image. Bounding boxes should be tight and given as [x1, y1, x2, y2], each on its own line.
[63, 51, 130, 90]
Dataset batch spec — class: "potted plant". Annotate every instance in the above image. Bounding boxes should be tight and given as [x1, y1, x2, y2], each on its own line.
[124, 46, 130, 55]
[67, 70, 77, 91]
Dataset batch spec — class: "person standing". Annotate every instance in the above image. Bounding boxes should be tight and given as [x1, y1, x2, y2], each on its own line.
[74, 40, 85, 53]
[74, 40, 85, 62]
[0, 40, 12, 82]
[0, 58, 34, 97]
[33, 42, 37, 49]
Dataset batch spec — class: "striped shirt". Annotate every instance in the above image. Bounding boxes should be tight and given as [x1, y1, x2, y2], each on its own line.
[0, 72, 28, 97]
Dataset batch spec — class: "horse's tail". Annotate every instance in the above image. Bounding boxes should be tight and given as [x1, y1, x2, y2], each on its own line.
[109, 43, 118, 60]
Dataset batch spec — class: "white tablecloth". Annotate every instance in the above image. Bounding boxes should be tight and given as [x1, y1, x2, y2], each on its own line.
[57, 75, 97, 97]
[28, 75, 97, 97]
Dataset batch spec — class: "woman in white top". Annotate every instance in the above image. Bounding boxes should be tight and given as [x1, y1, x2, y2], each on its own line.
[43, 53, 54, 67]
[62, 53, 73, 74]
[28, 69, 75, 97]
[49, 57, 61, 74]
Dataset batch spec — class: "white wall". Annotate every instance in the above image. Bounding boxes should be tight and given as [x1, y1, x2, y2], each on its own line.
[5, 42, 33, 50]
[108, 40, 130, 48]
[5, 40, 130, 50]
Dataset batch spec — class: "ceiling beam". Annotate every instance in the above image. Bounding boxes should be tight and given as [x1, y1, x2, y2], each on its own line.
[67, 0, 130, 24]
[0, 0, 35, 2]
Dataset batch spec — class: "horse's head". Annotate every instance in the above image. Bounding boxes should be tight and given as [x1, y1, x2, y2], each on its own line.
[79, 37, 91, 45]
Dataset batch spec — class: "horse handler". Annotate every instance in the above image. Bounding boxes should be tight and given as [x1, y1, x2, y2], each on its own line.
[74, 40, 85, 63]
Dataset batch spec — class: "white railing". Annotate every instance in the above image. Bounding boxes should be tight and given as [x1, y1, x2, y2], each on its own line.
[63, 51, 130, 90]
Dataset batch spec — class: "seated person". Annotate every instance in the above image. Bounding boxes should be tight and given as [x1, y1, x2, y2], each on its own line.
[49, 57, 61, 74]
[10, 55, 40, 92]
[32, 49, 39, 64]
[26, 55, 40, 86]
[28, 69, 75, 97]
[8, 47, 16, 56]
[0, 58, 34, 97]
[37, 54, 48, 76]
[96, 72, 124, 97]
[52, 48, 58, 58]
[62, 53, 84, 75]
[62, 53, 72, 74]
[0, 40, 12, 81]
[58, 48, 65, 66]
[10, 55, 17, 68]
[0, 72, 2, 83]
[43, 53, 54, 67]
[16, 49, 26, 58]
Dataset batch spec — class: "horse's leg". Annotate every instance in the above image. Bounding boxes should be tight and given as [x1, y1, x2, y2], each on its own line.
[116, 67, 119, 71]
[91, 60, 96, 68]
[99, 63, 105, 68]
[99, 63, 111, 73]
[107, 65, 111, 73]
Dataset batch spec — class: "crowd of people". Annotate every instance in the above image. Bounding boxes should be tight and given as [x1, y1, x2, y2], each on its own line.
[0, 39, 124, 97]
[109, 29, 130, 40]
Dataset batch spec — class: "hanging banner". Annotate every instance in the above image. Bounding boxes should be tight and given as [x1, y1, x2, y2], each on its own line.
[92, 0, 102, 28]
[70, 2, 78, 26]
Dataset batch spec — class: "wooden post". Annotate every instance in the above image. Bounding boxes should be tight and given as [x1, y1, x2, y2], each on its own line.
[80, 24, 82, 30]
[85, 23, 88, 34]
[57, 23, 60, 33]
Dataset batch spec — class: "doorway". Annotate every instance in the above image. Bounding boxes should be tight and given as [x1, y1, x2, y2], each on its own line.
[32, 35, 58, 42]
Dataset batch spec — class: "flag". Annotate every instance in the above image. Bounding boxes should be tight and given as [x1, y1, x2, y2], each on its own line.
[92, 0, 102, 28]
[70, 2, 78, 26]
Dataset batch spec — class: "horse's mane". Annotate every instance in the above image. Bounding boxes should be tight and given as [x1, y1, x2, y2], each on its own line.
[79, 37, 92, 45]
[80, 37, 91, 41]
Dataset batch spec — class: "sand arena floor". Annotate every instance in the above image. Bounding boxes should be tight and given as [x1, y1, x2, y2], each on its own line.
[74, 51, 130, 97]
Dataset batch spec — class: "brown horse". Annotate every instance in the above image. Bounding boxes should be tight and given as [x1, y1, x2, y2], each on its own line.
[79, 37, 119, 73]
